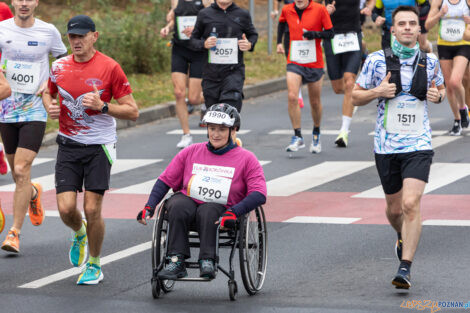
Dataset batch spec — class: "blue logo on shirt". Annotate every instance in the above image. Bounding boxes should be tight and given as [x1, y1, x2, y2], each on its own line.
[28, 41, 38, 46]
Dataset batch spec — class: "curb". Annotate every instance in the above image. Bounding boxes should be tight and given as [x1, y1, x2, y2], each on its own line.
[42, 77, 288, 147]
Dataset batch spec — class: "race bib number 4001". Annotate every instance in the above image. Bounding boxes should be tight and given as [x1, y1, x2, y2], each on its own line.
[384, 97, 425, 135]
[439, 19, 465, 42]
[208, 38, 238, 64]
[5, 60, 41, 94]
[187, 174, 232, 205]
[176, 16, 197, 40]
[332, 33, 360, 55]
[290, 40, 316, 64]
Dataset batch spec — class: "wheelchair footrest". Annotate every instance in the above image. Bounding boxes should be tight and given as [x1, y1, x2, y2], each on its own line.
[175, 277, 214, 282]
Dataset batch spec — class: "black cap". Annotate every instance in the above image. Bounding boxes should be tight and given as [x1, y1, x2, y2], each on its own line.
[67, 15, 96, 35]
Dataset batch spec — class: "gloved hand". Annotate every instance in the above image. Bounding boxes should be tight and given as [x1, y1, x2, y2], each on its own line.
[219, 210, 237, 229]
[136, 205, 155, 225]
[303, 31, 321, 40]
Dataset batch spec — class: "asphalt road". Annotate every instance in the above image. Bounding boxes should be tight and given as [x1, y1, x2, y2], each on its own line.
[0, 83, 469, 313]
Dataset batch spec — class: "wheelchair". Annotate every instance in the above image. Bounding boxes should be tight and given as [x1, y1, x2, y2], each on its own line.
[150, 199, 268, 301]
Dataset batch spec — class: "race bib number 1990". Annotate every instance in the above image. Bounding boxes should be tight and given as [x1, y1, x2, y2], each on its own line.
[187, 174, 232, 205]
[5, 60, 41, 94]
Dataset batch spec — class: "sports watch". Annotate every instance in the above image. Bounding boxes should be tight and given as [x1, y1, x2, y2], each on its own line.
[101, 102, 109, 114]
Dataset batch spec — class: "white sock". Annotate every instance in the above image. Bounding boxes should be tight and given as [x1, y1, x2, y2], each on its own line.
[298, 89, 303, 100]
[340, 115, 352, 133]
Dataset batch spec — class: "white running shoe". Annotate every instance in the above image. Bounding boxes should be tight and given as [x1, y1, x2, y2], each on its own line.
[309, 133, 322, 154]
[176, 134, 193, 149]
[286, 136, 305, 152]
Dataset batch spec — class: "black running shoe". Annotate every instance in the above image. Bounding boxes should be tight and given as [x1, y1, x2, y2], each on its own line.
[460, 107, 469, 128]
[449, 121, 462, 136]
[392, 265, 411, 289]
[199, 259, 216, 279]
[157, 255, 187, 280]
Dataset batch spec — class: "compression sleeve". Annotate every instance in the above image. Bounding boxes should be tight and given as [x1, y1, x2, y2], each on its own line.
[230, 191, 266, 217]
[277, 22, 287, 44]
[146, 179, 171, 209]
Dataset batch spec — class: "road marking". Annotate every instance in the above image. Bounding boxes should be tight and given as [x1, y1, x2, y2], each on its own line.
[353, 162, 470, 199]
[267, 161, 374, 197]
[111, 160, 271, 194]
[283, 216, 361, 224]
[269, 129, 340, 135]
[367, 130, 451, 137]
[0, 159, 163, 192]
[167, 129, 251, 135]
[432, 135, 461, 148]
[19, 241, 152, 289]
[3, 157, 54, 172]
[423, 219, 470, 226]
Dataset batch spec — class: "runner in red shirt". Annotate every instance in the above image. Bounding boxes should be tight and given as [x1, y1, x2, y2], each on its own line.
[278, 0, 333, 154]
[43, 15, 139, 285]
[0, 2, 12, 21]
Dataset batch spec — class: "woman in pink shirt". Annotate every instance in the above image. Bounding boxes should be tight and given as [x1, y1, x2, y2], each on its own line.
[137, 103, 267, 280]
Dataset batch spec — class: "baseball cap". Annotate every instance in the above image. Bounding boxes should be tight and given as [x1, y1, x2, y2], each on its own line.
[67, 15, 96, 35]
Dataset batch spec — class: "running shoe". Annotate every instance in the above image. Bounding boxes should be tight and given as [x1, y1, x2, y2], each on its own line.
[449, 121, 462, 136]
[29, 182, 44, 226]
[186, 99, 195, 114]
[309, 132, 322, 154]
[157, 255, 188, 280]
[77, 262, 104, 285]
[69, 221, 88, 267]
[0, 149, 7, 175]
[1, 229, 19, 253]
[0, 202, 4, 234]
[176, 134, 193, 149]
[199, 109, 207, 127]
[199, 259, 216, 279]
[298, 97, 304, 108]
[285, 136, 305, 152]
[334, 131, 348, 148]
[460, 107, 469, 128]
[395, 238, 403, 261]
[235, 137, 243, 147]
[392, 265, 411, 289]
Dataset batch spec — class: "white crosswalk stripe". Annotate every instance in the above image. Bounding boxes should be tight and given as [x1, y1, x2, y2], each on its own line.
[269, 129, 341, 135]
[167, 129, 251, 135]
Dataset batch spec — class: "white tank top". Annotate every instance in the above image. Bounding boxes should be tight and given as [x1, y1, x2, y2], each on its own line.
[438, 0, 470, 45]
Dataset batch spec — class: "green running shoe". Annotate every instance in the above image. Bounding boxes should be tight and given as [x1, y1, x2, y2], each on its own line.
[77, 262, 103, 285]
[69, 221, 88, 267]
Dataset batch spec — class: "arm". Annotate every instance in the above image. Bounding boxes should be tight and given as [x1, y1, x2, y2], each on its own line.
[361, 0, 375, 16]
[230, 191, 266, 217]
[276, 22, 287, 54]
[425, 0, 445, 31]
[303, 28, 335, 40]
[352, 72, 396, 106]
[137, 179, 171, 225]
[0, 71, 11, 100]
[271, 0, 280, 19]
[189, 12, 207, 51]
[242, 13, 258, 52]
[42, 81, 60, 119]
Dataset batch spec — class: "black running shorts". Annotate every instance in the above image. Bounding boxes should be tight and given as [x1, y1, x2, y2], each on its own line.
[55, 135, 112, 195]
[323, 32, 362, 81]
[286, 63, 324, 84]
[0, 121, 46, 154]
[375, 150, 434, 195]
[202, 69, 245, 112]
[437, 45, 470, 61]
[171, 44, 205, 78]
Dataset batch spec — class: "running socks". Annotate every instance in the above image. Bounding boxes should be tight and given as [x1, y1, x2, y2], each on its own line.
[89, 256, 100, 267]
[313, 126, 320, 134]
[76, 223, 86, 238]
[340, 115, 352, 133]
[294, 128, 302, 138]
[400, 260, 412, 270]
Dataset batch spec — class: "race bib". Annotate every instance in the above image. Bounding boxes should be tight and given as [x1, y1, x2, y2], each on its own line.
[5, 60, 41, 94]
[208, 38, 238, 64]
[176, 16, 197, 40]
[331, 33, 360, 55]
[102, 142, 117, 165]
[187, 174, 232, 205]
[290, 40, 316, 64]
[439, 19, 465, 42]
[384, 97, 425, 135]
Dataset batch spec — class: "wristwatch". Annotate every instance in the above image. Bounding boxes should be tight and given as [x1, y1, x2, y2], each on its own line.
[437, 94, 442, 103]
[101, 102, 109, 114]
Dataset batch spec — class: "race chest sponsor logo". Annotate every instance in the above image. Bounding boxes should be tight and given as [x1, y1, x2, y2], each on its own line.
[192, 163, 236, 178]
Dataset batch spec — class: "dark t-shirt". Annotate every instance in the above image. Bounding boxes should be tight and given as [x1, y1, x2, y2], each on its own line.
[327, 0, 361, 34]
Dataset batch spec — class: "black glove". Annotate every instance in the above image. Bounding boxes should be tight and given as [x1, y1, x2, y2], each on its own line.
[136, 205, 155, 223]
[219, 210, 237, 229]
[303, 31, 320, 40]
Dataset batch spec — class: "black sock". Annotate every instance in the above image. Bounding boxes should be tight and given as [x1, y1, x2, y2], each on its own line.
[400, 260, 412, 270]
[455, 119, 461, 124]
[313, 126, 320, 134]
[397, 232, 402, 240]
[294, 128, 302, 138]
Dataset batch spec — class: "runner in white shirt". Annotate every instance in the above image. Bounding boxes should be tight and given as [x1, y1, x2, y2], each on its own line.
[0, 0, 67, 254]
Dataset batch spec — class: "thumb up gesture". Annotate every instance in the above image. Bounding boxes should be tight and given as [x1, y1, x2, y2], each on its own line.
[378, 72, 397, 98]
[427, 80, 441, 103]
[326, 1, 336, 15]
[238, 33, 252, 51]
[82, 83, 103, 111]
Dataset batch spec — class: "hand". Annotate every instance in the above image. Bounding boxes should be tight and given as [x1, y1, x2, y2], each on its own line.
[182, 26, 194, 38]
[48, 98, 60, 120]
[303, 30, 320, 40]
[36, 80, 48, 96]
[82, 84, 103, 111]
[276, 43, 285, 54]
[216, 210, 237, 230]
[427, 80, 440, 103]
[136, 205, 155, 225]
[204, 36, 217, 49]
[270, 10, 279, 19]
[360, 6, 372, 16]
[375, 16, 386, 26]
[463, 15, 470, 24]
[376, 72, 396, 98]
[440, 4, 448, 16]
[238, 33, 252, 51]
[160, 26, 170, 37]
[326, 0, 336, 15]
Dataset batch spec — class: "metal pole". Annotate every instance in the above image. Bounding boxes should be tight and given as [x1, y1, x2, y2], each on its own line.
[250, 0, 255, 23]
[268, 0, 273, 54]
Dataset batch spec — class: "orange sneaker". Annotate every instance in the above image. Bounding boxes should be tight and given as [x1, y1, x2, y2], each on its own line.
[0, 201, 4, 234]
[0, 149, 7, 175]
[29, 182, 44, 226]
[1, 229, 19, 253]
